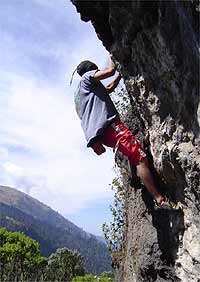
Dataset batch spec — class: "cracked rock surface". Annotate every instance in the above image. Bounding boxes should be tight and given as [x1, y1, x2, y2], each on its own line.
[72, 1, 200, 281]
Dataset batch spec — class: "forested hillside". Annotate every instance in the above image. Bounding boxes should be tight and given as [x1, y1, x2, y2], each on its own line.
[0, 186, 111, 274]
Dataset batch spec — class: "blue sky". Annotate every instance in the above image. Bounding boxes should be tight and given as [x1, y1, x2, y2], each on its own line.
[0, 0, 118, 235]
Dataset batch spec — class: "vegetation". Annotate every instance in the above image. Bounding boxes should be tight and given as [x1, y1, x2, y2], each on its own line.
[102, 176, 126, 253]
[45, 248, 85, 281]
[72, 271, 114, 282]
[103, 86, 132, 256]
[0, 227, 47, 281]
[0, 186, 112, 274]
[0, 227, 86, 282]
[111, 84, 130, 117]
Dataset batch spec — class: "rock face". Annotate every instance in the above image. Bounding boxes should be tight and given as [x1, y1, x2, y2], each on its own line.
[72, 1, 200, 281]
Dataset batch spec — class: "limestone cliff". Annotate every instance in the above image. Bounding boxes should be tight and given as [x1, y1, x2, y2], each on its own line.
[72, 1, 200, 281]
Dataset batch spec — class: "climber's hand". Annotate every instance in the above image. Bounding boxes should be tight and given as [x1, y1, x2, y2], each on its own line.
[93, 54, 116, 81]
[109, 54, 116, 68]
[91, 142, 106, 155]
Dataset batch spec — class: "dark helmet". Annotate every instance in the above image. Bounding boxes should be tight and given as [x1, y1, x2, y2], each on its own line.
[76, 60, 98, 76]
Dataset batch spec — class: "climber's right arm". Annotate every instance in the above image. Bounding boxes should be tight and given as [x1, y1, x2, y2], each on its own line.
[93, 56, 116, 81]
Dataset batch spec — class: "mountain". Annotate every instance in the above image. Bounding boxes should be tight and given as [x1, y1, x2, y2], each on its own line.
[0, 185, 111, 274]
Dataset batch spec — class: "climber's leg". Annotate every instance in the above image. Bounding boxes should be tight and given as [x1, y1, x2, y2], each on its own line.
[101, 120, 165, 204]
[136, 158, 164, 204]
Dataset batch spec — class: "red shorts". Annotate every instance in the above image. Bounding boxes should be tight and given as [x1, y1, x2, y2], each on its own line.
[101, 119, 146, 166]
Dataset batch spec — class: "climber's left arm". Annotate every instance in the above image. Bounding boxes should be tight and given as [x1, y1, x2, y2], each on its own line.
[106, 73, 122, 94]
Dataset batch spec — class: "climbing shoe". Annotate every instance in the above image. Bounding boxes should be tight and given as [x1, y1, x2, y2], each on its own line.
[154, 197, 182, 210]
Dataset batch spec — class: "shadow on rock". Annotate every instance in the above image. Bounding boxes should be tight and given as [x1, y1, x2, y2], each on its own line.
[142, 189, 185, 266]
[153, 208, 184, 266]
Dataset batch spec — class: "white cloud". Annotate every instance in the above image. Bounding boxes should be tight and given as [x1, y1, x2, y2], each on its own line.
[3, 162, 23, 176]
[0, 0, 116, 231]
[0, 72, 115, 215]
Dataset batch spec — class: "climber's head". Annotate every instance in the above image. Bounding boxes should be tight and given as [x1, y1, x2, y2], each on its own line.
[70, 60, 98, 85]
[76, 60, 98, 76]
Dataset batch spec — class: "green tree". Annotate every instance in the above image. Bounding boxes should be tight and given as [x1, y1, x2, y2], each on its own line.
[44, 247, 85, 282]
[72, 273, 114, 282]
[102, 177, 126, 253]
[0, 227, 47, 281]
[72, 274, 96, 282]
[100, 271, 114, 279]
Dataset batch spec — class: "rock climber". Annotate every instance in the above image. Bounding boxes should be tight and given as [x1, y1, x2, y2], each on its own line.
[71, 56, 169, 208]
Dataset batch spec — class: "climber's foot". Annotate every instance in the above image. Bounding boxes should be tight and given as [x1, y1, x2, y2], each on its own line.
[155, 195, 166, 206]
[154, 196, 180, 210]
